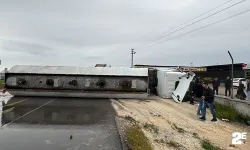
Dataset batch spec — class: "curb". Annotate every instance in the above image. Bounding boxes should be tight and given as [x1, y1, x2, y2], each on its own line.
[114, 116, 128, 150]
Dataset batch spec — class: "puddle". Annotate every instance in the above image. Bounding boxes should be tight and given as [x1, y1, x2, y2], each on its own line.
[0, 97, 121, 150]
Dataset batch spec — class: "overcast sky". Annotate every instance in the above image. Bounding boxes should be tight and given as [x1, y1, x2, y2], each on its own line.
[0, 0, 250, 69]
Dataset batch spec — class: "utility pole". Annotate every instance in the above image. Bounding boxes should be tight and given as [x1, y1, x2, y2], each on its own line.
[190, 62, 193, 67]
[131, 49, 136, 68]
[228, 51, 234, 99]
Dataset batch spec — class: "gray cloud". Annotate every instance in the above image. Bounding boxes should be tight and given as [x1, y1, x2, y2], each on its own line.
[0, 0, 250, 69]
[0, 39, 55, 56]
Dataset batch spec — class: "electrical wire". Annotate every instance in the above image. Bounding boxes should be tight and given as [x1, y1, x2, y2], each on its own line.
[134, 0, 236, 49]
[134, 0, 246, 49]
[151, 9, 250, 47]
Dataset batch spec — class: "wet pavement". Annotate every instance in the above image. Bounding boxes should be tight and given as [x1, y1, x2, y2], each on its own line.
[0, 96, 122, 150]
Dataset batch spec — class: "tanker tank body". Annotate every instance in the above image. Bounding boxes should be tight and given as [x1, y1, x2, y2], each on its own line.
[4, 65, 149, 99]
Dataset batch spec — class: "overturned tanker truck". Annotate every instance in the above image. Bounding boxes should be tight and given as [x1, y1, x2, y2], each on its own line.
[4, 65, 149, 99]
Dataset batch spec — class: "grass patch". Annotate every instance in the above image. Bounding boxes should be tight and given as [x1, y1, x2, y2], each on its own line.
[0, 80, 4, 88]
[215, 103, 250, 124]
[143, 123, 159, 134]
[171, 123, 185, 133]
[166, 140, 180, 148]
[201, 139, 221, 150]
[126, 126, 153, 150]
[193, 133, 200, 139]
[154, 139, 164, 144]
[124, 116, 137, 123]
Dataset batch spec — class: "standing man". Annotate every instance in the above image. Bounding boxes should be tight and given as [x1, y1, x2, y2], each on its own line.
[189, 78, 196, 105]
[194, 79, 203, 116]
[212, 78, 220, 95]
[247, 78, 250, 100]
[225, 76, 231, 97]
[200, 82, 217, 122]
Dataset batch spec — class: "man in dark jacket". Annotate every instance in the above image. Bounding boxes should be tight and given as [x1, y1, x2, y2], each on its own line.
[247, 78, 250, 100]
[194, 79, 203, 115]
[235, 81, 246, 100]
[225, 76, 231, 96]
[189, 78, 196, 105]
[212, 78, 220, 95]
[200, 82, 217, 122]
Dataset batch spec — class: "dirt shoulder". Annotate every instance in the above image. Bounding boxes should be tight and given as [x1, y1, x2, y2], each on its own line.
[111, 97, 250, 150]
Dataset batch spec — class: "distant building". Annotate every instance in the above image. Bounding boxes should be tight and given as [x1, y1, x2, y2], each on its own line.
[243, 63, 250, 78]
[95, 64, 107, 67]
[134, 63, 248, 80]
[95, 64, 111, 67]
[134, 64, 207, 72]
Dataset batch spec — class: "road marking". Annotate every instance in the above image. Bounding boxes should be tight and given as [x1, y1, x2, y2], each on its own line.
[2, 107, 15, 114]
[1, 98, 57, 127]
[3, 98, 30, 107]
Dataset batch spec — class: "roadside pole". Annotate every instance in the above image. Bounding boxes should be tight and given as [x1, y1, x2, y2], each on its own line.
[228, 51, 234, 99]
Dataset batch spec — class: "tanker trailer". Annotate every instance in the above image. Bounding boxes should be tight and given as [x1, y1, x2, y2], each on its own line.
[4, 65, 149, 99]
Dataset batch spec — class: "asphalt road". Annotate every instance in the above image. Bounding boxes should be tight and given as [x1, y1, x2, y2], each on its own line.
[0, 96, 122, 150]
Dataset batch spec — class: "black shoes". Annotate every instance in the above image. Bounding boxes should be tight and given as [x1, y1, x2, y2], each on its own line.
[199, 117, 217, 122]
[211, 118, 217, 122]
[199, 117, 206, 121]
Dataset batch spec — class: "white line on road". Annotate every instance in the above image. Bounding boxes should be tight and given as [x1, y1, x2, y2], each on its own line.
[3, 98, 30, 107]
[1, 98, 57, 127]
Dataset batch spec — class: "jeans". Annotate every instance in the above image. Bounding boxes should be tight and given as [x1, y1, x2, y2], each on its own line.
[202, 101, 216, 120]
[213, 88, 218, 95]
[225, 88, 231, 96]
[196, 97, 203, 114]
[247, 91, 250, 100]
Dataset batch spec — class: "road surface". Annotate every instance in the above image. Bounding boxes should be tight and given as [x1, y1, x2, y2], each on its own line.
[0, 96, 122, 150]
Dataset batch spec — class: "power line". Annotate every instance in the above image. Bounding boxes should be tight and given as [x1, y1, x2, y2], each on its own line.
[134, 0, 236, 49]
[158, 9, 250, 46]
[135, 0, 246, 49]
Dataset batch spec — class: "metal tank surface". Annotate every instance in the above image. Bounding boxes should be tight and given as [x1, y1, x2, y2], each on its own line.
[5, 65, 149, 99]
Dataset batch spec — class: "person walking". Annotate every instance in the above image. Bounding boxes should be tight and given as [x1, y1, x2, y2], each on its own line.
[225, 76, 231, 97]
[200, 82, 217, 122]
[189, 78, 196, 105]
[246, 78, 250, 100]
[194, 79, 203, 116]
[212, 78, 220, 95]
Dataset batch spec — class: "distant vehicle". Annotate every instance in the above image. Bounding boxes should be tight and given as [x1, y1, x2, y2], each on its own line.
[233, 78, 247, 88]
